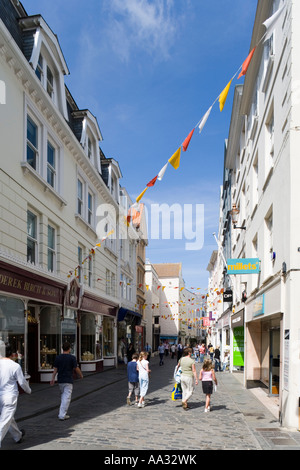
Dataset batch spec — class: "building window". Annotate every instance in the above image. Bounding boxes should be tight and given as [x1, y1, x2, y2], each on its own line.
[88, 191, 93, 225]
[47, 141, 56, 188]
[27, 116, 39, 170]
[27, 210, 38, 264]
[35, 53, 43, 81]
[78, 246, 83, 283]
[47, 224, 56, 272]
[46, 66, 54, 98]
[88, 255, 93, 288]
[77, 179, 83, 216]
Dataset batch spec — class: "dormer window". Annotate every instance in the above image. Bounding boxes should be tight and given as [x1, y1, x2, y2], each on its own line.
[19, 16, 70, 120]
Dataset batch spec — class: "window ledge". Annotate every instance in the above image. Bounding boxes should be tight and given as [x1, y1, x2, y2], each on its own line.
[21, 162, 67, 207]
[75, 213, 97, 236]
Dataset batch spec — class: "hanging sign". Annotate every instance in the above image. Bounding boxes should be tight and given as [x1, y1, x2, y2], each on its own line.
[223, 289, 233, 302]
[227, 258, 260, 275]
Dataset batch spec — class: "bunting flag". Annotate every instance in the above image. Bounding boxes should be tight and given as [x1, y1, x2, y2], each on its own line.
[238, 47, 256, 79]
[168, 147, 181, 170]
[219, 80, 232, 112]
[263, 3, 286, 38]
[198, 106, 212, 133]
[157, 162, 168, 181]
[182, 128, 195, 151]
[136, 187, 148, 203]
[147, 175, 158, 187]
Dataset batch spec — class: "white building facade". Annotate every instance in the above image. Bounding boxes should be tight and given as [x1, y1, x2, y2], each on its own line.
[215, 0, 300, 430]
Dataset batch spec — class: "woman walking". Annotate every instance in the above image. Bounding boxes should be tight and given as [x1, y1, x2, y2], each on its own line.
[137, 352, 151, 408]
[199, 358, 217, 412]
[178, 348, 198, 410]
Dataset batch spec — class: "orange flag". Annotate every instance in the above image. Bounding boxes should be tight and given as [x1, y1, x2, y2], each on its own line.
[147, 175, 158, 187]
[238, 47, 256, 79]
[182, 128, 195, 151]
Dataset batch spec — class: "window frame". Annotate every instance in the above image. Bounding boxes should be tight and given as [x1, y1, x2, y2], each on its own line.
[47, 223, 56, 272]
[27, 209, 38, 264]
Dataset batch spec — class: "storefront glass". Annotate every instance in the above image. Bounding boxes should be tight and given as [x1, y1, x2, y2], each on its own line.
[0, 296, 25, 369]
[103, 316, 114, 357]
[62, 309, 77, 356]
[81, 313, 102, 361]
[40, 306, 61, 370]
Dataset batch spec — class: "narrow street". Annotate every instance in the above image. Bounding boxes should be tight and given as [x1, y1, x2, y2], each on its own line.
[2, 355, 300, 452]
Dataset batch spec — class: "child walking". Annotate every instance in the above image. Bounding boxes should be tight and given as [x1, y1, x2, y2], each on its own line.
[137, 351, 151, 408]
[126, 353, 140, 406]
[199, 358, 217, 412]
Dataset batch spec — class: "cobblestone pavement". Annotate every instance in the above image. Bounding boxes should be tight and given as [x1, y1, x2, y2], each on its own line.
[2, 355, 300, 453]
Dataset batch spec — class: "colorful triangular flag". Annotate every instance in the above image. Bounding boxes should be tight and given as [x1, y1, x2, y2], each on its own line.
[198, 106, 212, 133]
[157, 162, 168, 181]
[182, 128, 195, 152]
[219, 80, 232, 112]
[238, 47, 256, 79]
[147, 175, 158, 187]
[168, 147, 181, 170]
[136, 187, 148, 203]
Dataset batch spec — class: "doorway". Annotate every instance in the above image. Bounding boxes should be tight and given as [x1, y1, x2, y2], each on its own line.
[269, 328, 280, 395]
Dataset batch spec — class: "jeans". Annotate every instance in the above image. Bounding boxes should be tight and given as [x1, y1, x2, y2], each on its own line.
[58, 383, 73, 419]
[214, 358, 221, 371]
[0, 394, 22, 448]
[159, 353, 164, 365]
[139, 378, 149, 397]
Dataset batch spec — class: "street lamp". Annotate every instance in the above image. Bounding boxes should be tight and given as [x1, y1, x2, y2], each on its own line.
[230, 204, 246, 230]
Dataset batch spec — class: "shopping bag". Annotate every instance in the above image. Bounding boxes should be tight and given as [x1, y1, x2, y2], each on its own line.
[171, 382, 182, 401]
[173, 365, 182, 384]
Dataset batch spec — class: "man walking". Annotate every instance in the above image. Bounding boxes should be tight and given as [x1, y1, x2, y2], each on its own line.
[0, 342, 31, 448]
[50, 342, 83, 421]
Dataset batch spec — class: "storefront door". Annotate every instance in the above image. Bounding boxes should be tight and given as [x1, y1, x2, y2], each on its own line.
[28, 322, 39, 382]
[270, 328, 280, 395]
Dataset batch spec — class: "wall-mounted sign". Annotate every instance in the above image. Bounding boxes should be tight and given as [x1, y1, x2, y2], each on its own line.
[227, 258, 260, 275]
[223, 289, 233, 302]
[253, 294, 264, 317]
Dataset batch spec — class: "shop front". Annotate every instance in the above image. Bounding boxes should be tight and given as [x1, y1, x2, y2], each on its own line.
[0, 260, 118, 382]
[78, 291, 118, 372]
[117, 307, 142, 362]
[246, 284, 282, 396]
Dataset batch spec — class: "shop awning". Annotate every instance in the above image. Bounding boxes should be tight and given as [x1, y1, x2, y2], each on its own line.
[118, 307, 142, 325]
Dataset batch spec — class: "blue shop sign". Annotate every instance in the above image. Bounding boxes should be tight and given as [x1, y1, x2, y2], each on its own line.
[227, 258, 260, 275]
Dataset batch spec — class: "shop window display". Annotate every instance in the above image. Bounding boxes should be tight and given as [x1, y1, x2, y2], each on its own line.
[81, 313, 102, 361]
[0, 296, 25, 369]
[103, 317, 114, 357]
[62, 309, 77, 356]
[40, 306, 61, 370]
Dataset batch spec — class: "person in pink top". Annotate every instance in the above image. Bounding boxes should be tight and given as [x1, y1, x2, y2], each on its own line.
[199, 358, 217, 412]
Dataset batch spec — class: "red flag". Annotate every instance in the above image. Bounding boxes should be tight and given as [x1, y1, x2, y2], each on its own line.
[147, 175, 158, 187]
[238, 47, 256, 79]
[182, 128, 195, 152]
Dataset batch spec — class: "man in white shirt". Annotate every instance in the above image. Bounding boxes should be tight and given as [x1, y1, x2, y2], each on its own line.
[0, 341, 31, 448]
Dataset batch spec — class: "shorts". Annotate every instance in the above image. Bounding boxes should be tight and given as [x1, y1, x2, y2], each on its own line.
[202, 380, 213, 395]
[128, 381, 140, 396]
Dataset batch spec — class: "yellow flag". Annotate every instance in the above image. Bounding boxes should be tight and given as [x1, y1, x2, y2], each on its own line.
[136, 187, 148, 203]
[168, 147, 181, 170]
[219, 80, 232, 111]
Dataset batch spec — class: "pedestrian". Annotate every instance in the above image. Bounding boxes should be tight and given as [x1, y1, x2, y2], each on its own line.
[126, 343, 135, 363]
[137, 351, 151, 408]
[0, 342, 31, 448]
[199, 358, 218, 412]
[178, 348, 198, 410]
[222, 351, 229, 372]
[170, 343, 176, 359]
[199, 343, 206, 363]
[145, 343, 152, 362]
[50, 341, 83, 421]
[177, 340, 183, 361]
[208, 342, 214, 360]
[158, 342, 165, 365]
[214, 346, 222, 372]
[126, 353, 140, 406]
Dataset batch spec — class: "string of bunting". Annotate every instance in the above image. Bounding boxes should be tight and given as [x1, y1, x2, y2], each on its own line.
[67, 4, 285, 280]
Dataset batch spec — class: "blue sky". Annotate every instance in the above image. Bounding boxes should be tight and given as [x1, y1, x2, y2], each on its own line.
[23, 0, 257, 289]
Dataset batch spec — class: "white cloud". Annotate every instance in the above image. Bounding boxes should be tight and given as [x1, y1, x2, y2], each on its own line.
[105, 0, 181, 62]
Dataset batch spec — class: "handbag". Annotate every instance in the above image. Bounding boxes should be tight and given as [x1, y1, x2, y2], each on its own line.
[171, 382, 182, 401]
[174, 365, 182, 383]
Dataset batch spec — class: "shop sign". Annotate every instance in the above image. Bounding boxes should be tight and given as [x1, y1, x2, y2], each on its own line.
[0, 262, 64, 304]
[223, 289, 233, 302]
[227, 258, 260, 275]
[253, 294, 264, 317]
[80, 293, 117, 317]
